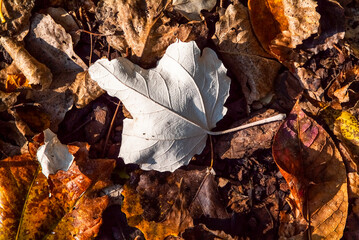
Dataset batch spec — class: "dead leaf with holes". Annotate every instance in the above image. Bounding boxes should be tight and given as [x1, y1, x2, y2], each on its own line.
[213, 3, 281, 106]
[272, 101, 348, 239]
[0, 139, 115, 239]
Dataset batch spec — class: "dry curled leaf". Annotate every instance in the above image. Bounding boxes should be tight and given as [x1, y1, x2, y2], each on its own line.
[0, 0, 35, 40]
[89, 40, 230, 172]
[0, 142, 115, 239]
[213, 3, 281, 106]
[272, 102, 348, 239]
[25, 13, 87, 89]
[0, 37, 53, 89]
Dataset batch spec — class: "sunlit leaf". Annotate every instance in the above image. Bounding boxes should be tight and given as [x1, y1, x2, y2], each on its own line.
[272, 101, 348, 239]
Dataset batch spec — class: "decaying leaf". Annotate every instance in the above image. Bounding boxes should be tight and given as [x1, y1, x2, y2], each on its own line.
[213, 3, 281, 105]
[172, 0, 216, 21]
[0, 0, 35, 40]
[248, 0, 345, 67]
[36, 129, 74, 178]
[0, 37, 53, 89]
[343, 1, 359, 58]
[69, 71, 105, 108]
[272, 102, 348, 239]
[43, 7, 81, 45]
[0, 141, 115, 239]
[11, 103, 51, 136]
[25, 13, 87, 89]
[5, 73, 29, 92]
[248, 0, 320, 62]
[216, 109, 283, 159]
[96, 0, 208, 67]
[0, 120, 27, 159]
[89, 40, 230, 172]
[121, 168, 229, 239]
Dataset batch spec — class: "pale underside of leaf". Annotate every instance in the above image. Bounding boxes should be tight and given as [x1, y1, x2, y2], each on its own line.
[89, 40, 230, 171]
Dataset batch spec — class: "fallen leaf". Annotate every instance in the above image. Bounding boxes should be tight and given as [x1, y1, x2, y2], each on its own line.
[11, 103, 51, 136]
[181, 224, 238, 240]
[343, 1, 359, 58]
[25, 13, 87, 89]
[0, 120, 27, 159]
[43, 7, 81, 45]
[96, 0, 208, 67]
[0, 0, 35, 40]
[5, 73, 29, 92]
[0, 142, 115, 239]
[213, 3, 281, 105]
[172, 0, 216, 21]
[36, 129, 74, 178]
[272, 101, 348, 239]
[89, 40, 230, 172]
[121, 168, 229, 239]
[248, 0, 320, 62]
[69, 71, 105, 108]
[216, 109, 282, 160]
[0, 36, 53, 89]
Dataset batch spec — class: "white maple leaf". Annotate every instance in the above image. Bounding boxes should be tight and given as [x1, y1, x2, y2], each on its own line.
[89, 40, 230, 172]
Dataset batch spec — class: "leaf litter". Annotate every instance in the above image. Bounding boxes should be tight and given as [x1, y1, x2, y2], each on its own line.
[1, 0, 359, 239]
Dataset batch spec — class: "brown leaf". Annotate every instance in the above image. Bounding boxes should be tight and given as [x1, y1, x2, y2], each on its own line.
[0, 0, 35, 40]
[0, 37, 53, 89]
[213, 3, 281, 106]
[0, 142, 115, 239]
[25, 13, 87, 89]
[216, 109, 283, 159]
[69, 71, 105, 108]
[96, 0, 208, 67]
[343, 1, 359, 58]
[272, 101, 348, 239]
[121, 168, 230, 239]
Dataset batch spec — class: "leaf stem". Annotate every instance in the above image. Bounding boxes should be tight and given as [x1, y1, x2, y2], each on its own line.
[207, 113, 286, 135]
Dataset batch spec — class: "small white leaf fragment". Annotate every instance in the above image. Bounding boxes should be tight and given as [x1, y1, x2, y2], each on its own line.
[172, 0, 217, 21]
[36, 129, 74, 178]
[89, 40, 231, 172]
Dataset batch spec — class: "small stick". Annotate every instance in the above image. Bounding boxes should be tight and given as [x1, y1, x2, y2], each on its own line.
[102, 100, 121, 157]
[207, 113, 286, 135]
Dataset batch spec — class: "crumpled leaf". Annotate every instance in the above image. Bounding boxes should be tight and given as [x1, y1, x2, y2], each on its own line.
[36, 129, 74, 178]
[213, 3, 281, 105]
[89, 40, 230, 172]
[96, 0, 208, 67]
[272, 101, 348, 239]
[0, 141, 115, 239]
[11, 103, 51, 136]
[172, 0, 216, 21]
[4, 73, 29, 92]
[69, 71, 105, 108]
[248, 0, 345, 66]
[121, 168, 230, 239]
[43, 7, 81, 45]
[0, 37, 53, 89]
[25, 13, 87, 89]
[343, 1, 359, 58]
[0, 0, 35, 40]
[248, 0, 320, 61]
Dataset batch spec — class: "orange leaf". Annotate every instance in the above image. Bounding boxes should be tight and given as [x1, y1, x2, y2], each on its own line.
[5, 74, 30, 92]
[272, 102, 348, 239]
[0, 142, 115, 239]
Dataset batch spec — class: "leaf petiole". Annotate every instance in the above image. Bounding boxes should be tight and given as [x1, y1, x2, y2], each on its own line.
[207, 113, 286, 135]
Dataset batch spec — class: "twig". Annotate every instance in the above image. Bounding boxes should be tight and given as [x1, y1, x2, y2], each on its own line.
[76, 29, 109, 37]
[102, 100, 121, 157]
